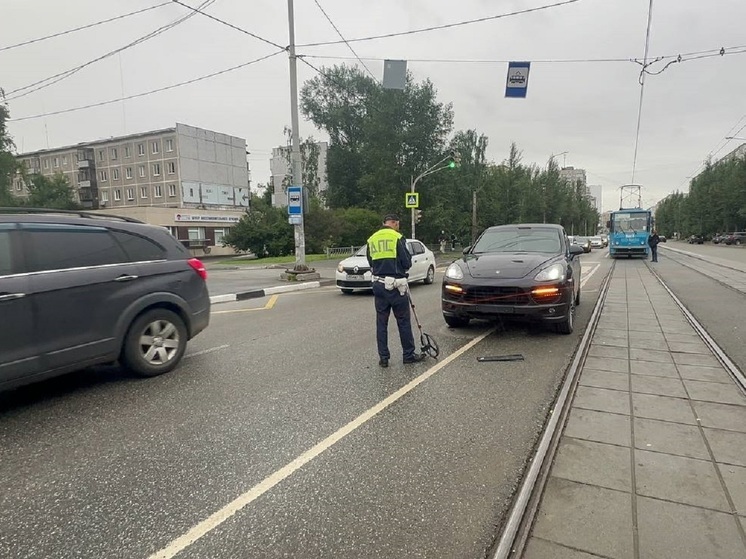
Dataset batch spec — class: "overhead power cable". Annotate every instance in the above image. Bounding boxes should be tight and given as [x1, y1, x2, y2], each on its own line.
[0, 2, 172, 53]
[10, 50, 284, 122]
[297, 0, 583, 47]
[311, 0, 377, 80]
[5, 0, 217, 101]
[303, 54, 632, 64]
[170, 0, 285, 50]
[630, 0, 654, 185]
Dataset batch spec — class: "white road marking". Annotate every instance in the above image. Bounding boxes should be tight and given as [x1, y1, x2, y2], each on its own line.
[148, 328, 496, 559]
[580, 264, 600, 288]
[209, 294, 237, 304]
[184, 345, 230, 359]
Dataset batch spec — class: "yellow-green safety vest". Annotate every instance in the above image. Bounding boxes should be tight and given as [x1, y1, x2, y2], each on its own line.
[367, 228, 402, 260]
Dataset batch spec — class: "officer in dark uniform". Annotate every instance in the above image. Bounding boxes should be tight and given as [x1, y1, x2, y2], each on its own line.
[366, 214, 426, 368]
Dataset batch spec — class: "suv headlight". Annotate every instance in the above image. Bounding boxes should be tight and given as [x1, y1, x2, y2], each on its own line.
[535, 263, 564, 282]
[337, 263, 344, 273]
[445, 263, 464, 280]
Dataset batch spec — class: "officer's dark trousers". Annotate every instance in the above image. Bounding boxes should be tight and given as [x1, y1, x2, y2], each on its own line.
[372, 282, 416, 360]
[650, 245, 658, 262]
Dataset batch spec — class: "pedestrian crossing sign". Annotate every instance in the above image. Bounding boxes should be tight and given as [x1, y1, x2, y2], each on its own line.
[405, 192, 419, 208]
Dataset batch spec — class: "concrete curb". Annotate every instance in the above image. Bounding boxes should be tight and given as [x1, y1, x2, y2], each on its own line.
[209, 280, 333, 304]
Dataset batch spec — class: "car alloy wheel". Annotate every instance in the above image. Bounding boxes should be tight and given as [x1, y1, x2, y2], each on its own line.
[556, 297, 575, 335]
[424, 266, 435, 285]
[122, 309, 187, 377]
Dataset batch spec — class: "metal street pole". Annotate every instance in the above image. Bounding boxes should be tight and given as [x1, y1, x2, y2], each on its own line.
[287, 0, 306, 268]
[410, 175, 416, 239]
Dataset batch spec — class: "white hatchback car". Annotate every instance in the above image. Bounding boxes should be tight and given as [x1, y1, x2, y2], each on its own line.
[335, 239, 436, 293]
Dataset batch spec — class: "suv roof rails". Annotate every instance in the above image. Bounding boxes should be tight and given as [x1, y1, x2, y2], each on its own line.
[0, 207, 144, 223]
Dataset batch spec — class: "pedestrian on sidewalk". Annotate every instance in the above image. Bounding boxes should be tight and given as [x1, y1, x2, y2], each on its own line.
[366, 214, 426, 368]
[648, 229, 660, 262]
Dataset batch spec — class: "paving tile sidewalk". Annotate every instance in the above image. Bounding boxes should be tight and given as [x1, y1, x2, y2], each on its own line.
[523, 260, 746, 559]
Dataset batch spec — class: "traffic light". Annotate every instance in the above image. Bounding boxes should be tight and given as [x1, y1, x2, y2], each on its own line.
[448, 150, 462, 168]
[415, 209, 422, 223]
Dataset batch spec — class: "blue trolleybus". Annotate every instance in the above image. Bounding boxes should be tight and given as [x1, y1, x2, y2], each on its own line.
[608, 208, 652, 258]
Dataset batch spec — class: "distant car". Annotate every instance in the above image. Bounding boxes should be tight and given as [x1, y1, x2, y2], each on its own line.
[335, 239, 436, 293]
[688, 234, 704, 244]
[589, 236, 604, 249]
[658, 235, 667, 243]
[712, 234, 724, 244]
[600, 235, 609, 247]
[724, 232, 746, 246]
[572, 236, 592, 253]
[441, 223, 584, 334]
[0, 208, 211, 391]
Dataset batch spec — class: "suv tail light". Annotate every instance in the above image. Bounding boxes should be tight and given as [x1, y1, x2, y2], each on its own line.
[187, 258, 208, 280]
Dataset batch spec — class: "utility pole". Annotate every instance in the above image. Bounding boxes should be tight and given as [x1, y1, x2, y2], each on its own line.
[287, 0, 306, 268]
[410, 152, 459, 239]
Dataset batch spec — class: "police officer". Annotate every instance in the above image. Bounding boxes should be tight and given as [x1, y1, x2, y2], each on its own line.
[648, 229, 660, 262]
[366, 214, 426, 367]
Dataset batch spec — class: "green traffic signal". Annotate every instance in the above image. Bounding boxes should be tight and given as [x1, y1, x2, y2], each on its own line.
[448, 161, 456, 169]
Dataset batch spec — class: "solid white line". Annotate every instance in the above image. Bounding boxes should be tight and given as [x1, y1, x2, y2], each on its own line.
[209, 294, 237, 304]
[184, 345, 230, 359]
[580, 263, 600, 288]
[147, 328, 495, 559]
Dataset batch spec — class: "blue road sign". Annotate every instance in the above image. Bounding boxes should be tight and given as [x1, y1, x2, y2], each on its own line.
[505, 61, 531, 98]
[287, 186, 302, 215]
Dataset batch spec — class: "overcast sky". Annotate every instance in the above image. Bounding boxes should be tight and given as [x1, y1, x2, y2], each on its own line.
[3, 0, 746, 212]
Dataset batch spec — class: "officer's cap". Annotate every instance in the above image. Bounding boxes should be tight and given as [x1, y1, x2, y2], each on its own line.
[382, 213, 400, 223]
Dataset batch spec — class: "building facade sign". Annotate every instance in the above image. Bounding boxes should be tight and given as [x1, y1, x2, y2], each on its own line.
[174, 214, 240, 223]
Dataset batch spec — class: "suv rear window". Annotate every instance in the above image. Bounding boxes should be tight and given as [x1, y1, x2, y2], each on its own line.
[111, 230, 166, 262]
[22, 223, 128, 272]
[0, 226, 13, 276]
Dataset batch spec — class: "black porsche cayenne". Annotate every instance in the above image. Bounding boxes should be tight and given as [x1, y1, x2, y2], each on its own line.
[441, 223, 584, 334]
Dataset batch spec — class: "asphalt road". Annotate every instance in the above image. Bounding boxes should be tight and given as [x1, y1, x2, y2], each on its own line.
[1, 250, 610, 559]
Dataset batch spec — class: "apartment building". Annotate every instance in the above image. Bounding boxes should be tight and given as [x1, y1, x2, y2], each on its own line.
[15, 123, 250, 256]
[270, 140, 328, 207]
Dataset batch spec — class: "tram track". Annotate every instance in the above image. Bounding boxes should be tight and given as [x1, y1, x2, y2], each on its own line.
[489, 255, 746, 559]
[489, 261, 616, 559]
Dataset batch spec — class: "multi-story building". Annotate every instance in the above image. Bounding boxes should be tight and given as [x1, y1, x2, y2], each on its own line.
[559, 166, 587, 190]
[14, 123, 250, 256]
[587, 184, 603, 213]
[270, 141, 328, 207]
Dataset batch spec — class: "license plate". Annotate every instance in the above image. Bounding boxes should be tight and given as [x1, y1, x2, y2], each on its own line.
[347, 274, 365, 281]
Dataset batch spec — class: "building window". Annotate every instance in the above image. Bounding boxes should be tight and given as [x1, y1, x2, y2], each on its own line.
[111, 148, 118, 160]
[152, 163, 161, 176]
[15, 180, 22, 191]
[140, 186, 149, 199]
[114, 189, 121, 201]
[126, 188, 134, 201]
[101, 191, 109, 203]
[54, 157, 59, 168]
[62, 156, 68, 166]
[154, 185, 163, 198]
[138, 143, 145, 156]
[151, 141, 159, 155]
[214, 228, 226, 245]
[125, 167, 133, 179]
[167, 162, 176, 174]
[188, 227, 205, 241]
[98, 150, 105, 161]
[166, 138, 174, 152]
[112, 168, 120, 180]
[168, 184, 177, 197]
[138, 165, 145, 178]
[124, 146, 131, 158]
[99, 170, 108, 182]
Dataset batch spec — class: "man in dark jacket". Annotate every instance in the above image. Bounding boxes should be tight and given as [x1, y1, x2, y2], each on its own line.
[648, 230, 660, 262]
[366, 214, 426, 367]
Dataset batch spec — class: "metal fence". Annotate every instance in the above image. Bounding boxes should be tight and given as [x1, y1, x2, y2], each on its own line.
[325, 245, 362, 258]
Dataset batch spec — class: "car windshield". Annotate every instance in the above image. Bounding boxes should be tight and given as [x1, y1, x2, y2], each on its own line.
[354, 245, 368, 257]
[472, 228, 561, 254]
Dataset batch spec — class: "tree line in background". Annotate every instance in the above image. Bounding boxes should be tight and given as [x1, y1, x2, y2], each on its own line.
[655, 155, 746, 238]
[0, 90, 80, 210]
[225, 66, 600, 256]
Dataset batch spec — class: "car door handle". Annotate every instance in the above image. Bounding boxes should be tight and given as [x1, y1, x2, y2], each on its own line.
[0, 293, 26, 301]
[113, 274, 139, 282]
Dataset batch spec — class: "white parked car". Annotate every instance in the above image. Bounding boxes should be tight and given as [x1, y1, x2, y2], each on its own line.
[335, 239, 436, 293]
[590, 236, 604, 249]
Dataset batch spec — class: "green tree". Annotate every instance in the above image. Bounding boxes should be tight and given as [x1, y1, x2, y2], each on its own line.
[223, 195, 293, 257]
[0, 91, 20, 207]
[25, 173, 79, 209]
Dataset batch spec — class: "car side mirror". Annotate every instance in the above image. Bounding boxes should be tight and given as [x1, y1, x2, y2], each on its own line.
[569, 245, 584, 256]
[462, 246, 471, 254]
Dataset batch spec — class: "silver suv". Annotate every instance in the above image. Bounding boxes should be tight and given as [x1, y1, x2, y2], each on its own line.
[0, 209, 210, 390]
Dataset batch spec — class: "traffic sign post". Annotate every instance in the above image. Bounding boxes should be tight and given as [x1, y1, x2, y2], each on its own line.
[505, 61, 531, 98]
